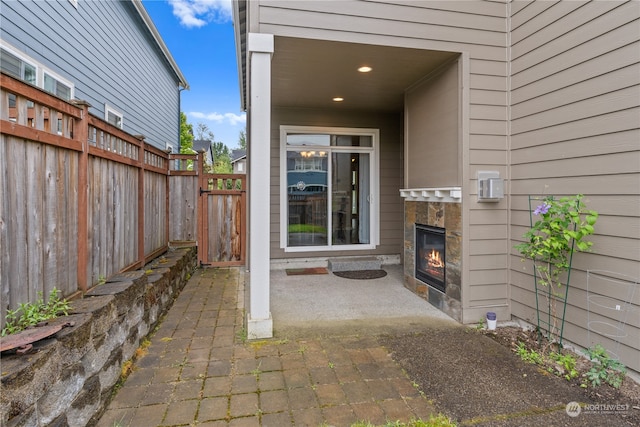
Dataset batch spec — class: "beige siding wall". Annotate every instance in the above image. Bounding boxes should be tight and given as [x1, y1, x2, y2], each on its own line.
[271, 108, 403, 260]
[509, 1, 640, 371]
[405, 58, 460, 188]
[252, 0, 510, 321]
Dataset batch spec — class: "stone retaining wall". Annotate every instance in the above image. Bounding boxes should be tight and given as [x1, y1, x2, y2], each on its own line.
[0, 247, 197, 427]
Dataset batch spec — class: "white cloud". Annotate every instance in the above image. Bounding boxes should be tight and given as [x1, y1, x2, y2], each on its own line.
[168, 0, 232, 28]
[190, 111, 246, 125]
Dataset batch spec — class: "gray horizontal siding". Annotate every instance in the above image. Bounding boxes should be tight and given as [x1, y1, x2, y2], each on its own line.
[509, 0, 640, 371]
[0, 0, 180, 150]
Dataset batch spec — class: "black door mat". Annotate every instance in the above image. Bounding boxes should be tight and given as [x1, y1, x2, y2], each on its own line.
[333, 269, 387, 279]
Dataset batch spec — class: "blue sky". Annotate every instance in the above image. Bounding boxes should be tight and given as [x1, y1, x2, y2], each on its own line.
[142, 0, 245, 149]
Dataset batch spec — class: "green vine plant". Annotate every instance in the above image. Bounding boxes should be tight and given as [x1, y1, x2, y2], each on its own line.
[515, 194, 598, 344]
[1, 288, 71, 336]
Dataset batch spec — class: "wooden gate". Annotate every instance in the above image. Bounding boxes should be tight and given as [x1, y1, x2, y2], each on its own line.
[198, 173, 246, 266]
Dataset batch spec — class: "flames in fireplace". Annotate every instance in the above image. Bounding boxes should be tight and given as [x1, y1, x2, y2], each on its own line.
[420, 248, 445, 282]
[416, 225, 446, 292]
[427, 248, 444, 270]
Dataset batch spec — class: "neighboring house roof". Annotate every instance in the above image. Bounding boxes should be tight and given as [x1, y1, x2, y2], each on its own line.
[132, 0, 189, 90]
[231, 149, 246, 164]
[193, 139, 213, 154]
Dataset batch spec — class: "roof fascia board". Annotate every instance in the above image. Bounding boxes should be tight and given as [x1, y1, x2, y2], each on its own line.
[233, 0, 247, 111]
[131, 0, 189, 89]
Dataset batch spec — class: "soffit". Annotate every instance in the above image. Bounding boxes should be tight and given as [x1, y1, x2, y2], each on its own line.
[272, 37, 458, 112]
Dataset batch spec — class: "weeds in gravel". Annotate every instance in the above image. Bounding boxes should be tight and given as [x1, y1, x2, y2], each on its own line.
[514, 339, 627, 390]
[515, 342, 544, 365]
[548, 351, 578, 381]
[349, 415, 456, 427]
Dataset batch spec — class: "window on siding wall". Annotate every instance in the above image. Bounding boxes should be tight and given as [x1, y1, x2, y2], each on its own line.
[0, 42, 74, 101]
[44, 73, 72, 100]
[0, 48, 36, 84]
[105, 105, 123, 129]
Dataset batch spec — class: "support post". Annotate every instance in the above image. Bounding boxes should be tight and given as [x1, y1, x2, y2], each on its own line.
[137, 136, 146, 269]
[247, 33, 274, 339]
[74, 101, 90, 293]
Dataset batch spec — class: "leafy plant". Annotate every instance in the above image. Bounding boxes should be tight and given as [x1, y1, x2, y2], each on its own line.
[1, 288, 71, 336]
[515, 342, 544, 365]
[549, 351, 578, 381]
[515, 194, 598, 343]
[584, 344, 626, 389]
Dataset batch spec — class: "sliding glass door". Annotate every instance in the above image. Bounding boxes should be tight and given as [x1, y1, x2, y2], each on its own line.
[281, 127, 378, 252]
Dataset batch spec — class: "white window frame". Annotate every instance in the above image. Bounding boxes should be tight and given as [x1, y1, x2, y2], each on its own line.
[280, 125, 380, 253]
[105, 104, 124, 129]
[0, 40, 75, 100]
[43, 70, 74, 100]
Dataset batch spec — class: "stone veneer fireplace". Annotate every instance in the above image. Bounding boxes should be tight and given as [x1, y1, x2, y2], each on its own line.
[402, 191, 462, 321]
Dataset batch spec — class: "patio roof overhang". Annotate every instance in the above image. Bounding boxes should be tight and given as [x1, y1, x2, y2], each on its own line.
[270, 37, 459, 112]
[233, 2, 458, 113]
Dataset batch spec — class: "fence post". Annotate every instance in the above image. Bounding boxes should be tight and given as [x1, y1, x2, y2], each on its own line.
[197, 150, 206, 266]
[73, 100, 91, 293]
[137, 136, 146, 268]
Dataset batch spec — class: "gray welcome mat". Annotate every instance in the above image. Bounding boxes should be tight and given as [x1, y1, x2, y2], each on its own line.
[333, 269, 387, 280]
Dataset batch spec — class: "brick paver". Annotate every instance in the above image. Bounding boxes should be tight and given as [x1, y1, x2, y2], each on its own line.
[96, 267, 437, 426]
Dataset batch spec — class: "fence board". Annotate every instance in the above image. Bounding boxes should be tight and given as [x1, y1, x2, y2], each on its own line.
[169, 175, 198, 242]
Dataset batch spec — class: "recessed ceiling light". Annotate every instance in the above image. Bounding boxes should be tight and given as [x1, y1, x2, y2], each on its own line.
[358, 66, 372, 73]
[333, 97, 344, 102]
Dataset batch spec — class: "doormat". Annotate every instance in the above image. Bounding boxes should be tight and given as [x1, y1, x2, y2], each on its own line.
[333, 269, 387, 280]
[285, 267, 329, 276]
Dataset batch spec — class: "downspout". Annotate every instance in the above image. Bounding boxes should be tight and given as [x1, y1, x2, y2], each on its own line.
[506, 0, 513, 316]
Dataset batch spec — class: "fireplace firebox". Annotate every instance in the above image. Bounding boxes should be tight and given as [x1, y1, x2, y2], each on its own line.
[415, 224, 446, 293]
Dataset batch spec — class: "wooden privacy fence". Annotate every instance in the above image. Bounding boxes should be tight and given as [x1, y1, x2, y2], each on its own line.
[0, 73, 216, 326]
[168, 154, 246, 267]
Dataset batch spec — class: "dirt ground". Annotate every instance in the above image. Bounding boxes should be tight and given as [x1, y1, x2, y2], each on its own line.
[379, 324, 640, 427]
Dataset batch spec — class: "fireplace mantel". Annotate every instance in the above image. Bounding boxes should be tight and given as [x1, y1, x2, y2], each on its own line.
[399, 187, 461, 203]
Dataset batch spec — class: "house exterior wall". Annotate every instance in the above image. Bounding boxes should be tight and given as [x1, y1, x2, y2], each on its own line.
[271, 107, 404, 260]
[405, 58, 461, 188]
[0, 0, 182, 151]
[249, 0, 510, 322]
[509, 0, 640, 372]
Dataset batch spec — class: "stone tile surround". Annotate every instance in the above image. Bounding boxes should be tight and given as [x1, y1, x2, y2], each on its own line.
[404, 201, 462, 321]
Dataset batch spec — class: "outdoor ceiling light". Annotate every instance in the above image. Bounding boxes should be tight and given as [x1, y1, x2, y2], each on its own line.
[358, 66, 372, 73]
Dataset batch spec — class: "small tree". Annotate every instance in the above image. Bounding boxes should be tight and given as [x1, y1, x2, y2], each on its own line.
[195, 122, 215, 141]
[238, 128, 246, 150]
[179, 112, 194, 154]
[212, 141, 232, 173]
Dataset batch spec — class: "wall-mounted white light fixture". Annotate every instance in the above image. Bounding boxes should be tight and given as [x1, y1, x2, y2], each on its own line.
[477, 171, 504, 202]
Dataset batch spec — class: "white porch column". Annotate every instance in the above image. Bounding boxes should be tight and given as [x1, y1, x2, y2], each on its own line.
[247, 33, 274, 339]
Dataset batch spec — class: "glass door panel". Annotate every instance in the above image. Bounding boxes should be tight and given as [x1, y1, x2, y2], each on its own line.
[332, 152, 370, 245]
[287, 150, 328, 246]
